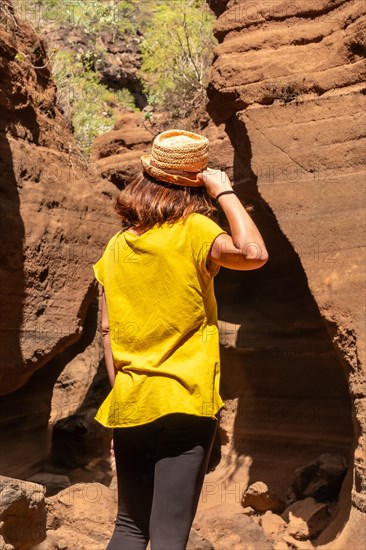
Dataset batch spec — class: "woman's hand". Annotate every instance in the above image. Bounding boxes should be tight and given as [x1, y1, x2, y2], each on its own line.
[196, 168, 233, 199]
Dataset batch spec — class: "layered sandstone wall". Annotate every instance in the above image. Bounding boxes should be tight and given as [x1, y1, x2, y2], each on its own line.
[0, 0, 119, 479]
[204, 0, 365, 547]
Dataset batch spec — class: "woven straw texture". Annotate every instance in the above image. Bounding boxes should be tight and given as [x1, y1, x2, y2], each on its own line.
[140, 129, 209, 187]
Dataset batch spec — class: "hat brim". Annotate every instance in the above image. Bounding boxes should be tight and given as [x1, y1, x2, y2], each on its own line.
[140, 155, 204, 187]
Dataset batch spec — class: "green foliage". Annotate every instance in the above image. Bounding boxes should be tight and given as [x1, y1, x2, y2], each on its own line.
[12, 0, 219, 147]
[51, 49, 136, 153]
[140, 0, 217, 118]
[15, 0, 138, 36]
[63, 0, 137, 35]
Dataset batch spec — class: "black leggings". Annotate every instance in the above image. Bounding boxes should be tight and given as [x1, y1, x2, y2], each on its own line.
[106, 413, 218, 550]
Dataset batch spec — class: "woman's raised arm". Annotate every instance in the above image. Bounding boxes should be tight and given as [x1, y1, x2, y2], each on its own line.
[197, 168, 269, 271]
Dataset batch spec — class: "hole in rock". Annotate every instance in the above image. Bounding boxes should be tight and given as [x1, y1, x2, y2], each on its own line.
[39, 267, 48, 282]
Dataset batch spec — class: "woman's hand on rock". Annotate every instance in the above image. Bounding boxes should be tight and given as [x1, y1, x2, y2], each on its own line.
[196, 168, 233, 199]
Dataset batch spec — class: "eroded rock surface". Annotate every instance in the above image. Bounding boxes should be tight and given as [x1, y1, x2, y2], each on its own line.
[282, 497, 330, 540]
[193, 502, 274, 549]
[90, 110, 153, 187]
[0, 476, 46, 550]
[39, 482, 116, 550]
[0, 0, 118, 479]
[288, 453, 348, 502]
[242, 481, 286, 513]
[260, 511, 287, 544]
[202, 0, 365, 548]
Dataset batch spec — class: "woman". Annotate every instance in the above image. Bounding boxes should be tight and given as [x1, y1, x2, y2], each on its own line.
[93, 129, 268, 550]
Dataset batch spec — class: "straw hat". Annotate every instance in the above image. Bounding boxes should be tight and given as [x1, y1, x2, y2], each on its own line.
[140, 129, 209, 187]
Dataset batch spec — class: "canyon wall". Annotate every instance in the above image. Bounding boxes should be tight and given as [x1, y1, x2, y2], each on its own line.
[0, 0, 118, 479]
[203, 0, 365, 547]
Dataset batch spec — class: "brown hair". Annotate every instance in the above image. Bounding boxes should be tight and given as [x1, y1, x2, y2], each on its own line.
[114, 171, 218, 231]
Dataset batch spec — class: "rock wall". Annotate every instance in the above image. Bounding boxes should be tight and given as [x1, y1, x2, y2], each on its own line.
[90, 110, 154, 187]
[204, 0, 365, 547]
[0, 1, 119, 479]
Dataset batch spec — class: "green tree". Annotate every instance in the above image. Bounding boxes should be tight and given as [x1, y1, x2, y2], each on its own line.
[140, 0, 217, 119]
[13, 1, 138, 37]
[12, 0, 140, 154]
[51, 49, 136, 154]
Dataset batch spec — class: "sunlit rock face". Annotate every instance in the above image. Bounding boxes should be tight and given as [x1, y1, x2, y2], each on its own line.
[202, 0, 365, 548]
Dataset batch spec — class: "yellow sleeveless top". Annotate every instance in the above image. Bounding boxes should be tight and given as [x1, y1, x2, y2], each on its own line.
[92, 212, 227, 428]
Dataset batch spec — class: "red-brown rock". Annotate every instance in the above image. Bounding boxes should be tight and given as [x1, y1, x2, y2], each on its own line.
[204, 0, 365, 548]
[0, 0, 118, 479]
[0, 476, 46, 549]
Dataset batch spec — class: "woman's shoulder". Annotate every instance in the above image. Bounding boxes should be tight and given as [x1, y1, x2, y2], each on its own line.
[185, 212, 221, 227]
[183, 213, 227, 261]
[184, 213, 225, 237]
[107, 228, 125, 242]
[98, 229, 125, 257]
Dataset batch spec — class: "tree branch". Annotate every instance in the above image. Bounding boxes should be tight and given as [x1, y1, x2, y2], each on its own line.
[182, 12, 201, 83]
